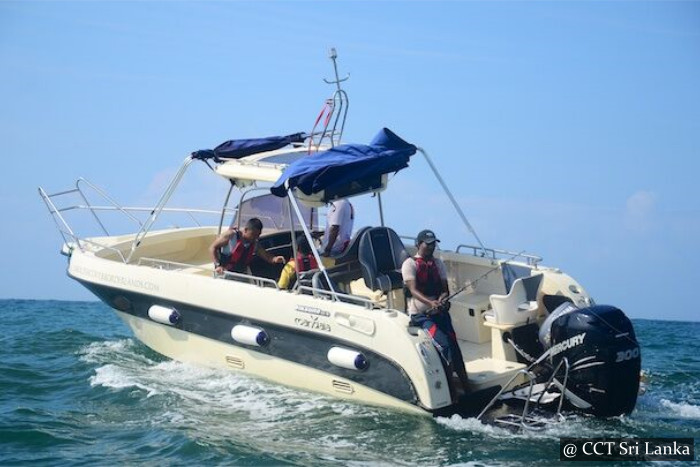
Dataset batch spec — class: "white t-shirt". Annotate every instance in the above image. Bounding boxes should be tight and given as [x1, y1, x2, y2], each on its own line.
[322, 199, 354, 256]
[401, 255, 448, 314]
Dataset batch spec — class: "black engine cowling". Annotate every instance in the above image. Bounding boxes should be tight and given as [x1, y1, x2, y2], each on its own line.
[549, 305, 641, 416]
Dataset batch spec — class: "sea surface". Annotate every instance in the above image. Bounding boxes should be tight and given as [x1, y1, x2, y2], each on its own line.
[1, 299, 698, 466]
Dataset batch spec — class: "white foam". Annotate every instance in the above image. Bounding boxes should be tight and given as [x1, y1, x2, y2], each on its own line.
[317, 434, 357, 450]
[83, 343, 335, 428]
[660, 399, 700, 419]
[89, 363, 160, 397]
[79, 339, 132, 361]
[436, 411, 636, 442]
[78, 338, 157, 367]
[78, 338, 655, 461]
[436, 414, 513, 437]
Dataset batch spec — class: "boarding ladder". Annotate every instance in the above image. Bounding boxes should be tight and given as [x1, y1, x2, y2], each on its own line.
[477, 355, 572, 430]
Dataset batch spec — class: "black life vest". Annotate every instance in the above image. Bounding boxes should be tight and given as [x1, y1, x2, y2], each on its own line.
[220, 230, 256, 273]
[414, 256, 443, 298]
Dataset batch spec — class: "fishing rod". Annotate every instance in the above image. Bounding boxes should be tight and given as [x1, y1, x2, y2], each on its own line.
[423, 283, 472, 315]
[424, 250, 528, 315]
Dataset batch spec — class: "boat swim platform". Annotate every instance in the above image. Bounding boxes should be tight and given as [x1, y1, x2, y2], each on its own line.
[460, 339, 526, 389]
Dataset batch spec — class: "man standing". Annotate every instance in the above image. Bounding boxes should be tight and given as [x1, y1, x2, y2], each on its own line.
[321, 199, 354, 258]
[402, 229, 469, 402]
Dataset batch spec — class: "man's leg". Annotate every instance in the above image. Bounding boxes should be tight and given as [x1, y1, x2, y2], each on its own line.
[413, 313, 462, 402]
[433, 312, 470, 394]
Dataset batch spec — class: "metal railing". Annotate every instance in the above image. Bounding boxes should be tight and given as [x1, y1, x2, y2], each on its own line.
[138, 257, 281, 289]
[296, 285, 377, 309]
[456, 244, 543, 266]
[137, 257, 206, 271]
[138, 257, 395, 313]
[398, 234, 542, 267]
[76, 237, 127, 263]
[38, 177, 222, 263]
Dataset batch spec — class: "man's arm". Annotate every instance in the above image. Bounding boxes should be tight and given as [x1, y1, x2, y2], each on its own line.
[405, 279, 441, 311]
[256, 244, 285, 264]
[210, 230, 233, 274]
[323, 225, 340, 256]
[438, 279, 450, 302]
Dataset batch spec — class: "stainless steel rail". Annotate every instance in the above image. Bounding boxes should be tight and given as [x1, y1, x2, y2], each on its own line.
[139, 258, 385, 309]
[456, 244, 542, 265]
[39, 176, 222, 263]
[127, 157, 195, 263]
[138, 257, 281, 289]
[296, 285, 377, 309]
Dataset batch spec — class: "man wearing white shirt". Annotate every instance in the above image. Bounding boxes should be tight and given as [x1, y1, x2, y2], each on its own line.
[321, 199, 354, 257]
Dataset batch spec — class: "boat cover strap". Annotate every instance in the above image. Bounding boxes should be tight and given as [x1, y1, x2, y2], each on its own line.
[270, 128, 416, 197]
[191, 132, 307, 161]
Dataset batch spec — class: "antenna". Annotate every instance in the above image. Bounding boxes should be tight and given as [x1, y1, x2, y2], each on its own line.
[324, 47, 350, 92]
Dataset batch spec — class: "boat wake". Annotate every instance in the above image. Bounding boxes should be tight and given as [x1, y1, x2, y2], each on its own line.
[659, 399, 700, 419]
[77, 339, 433, 465]
[79, 339, 363, 416]
[71, 329, 696, 466]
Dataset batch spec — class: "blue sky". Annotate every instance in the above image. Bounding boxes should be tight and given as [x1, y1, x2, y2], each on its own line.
[2, 1, 699, 321]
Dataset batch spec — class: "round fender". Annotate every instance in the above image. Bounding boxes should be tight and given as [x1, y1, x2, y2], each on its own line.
[327, 346, 369, 371]
[231, 325, 270, 347]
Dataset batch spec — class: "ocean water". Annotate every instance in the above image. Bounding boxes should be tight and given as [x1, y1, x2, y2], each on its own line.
[1, 299, 697, 466]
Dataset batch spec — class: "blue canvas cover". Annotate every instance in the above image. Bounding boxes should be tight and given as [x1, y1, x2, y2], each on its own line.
[192, 132, 306, 161]
[270, 128, 416, 198]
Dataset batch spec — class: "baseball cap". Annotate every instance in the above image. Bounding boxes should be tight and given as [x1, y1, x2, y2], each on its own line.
[416, 229, 440, 245]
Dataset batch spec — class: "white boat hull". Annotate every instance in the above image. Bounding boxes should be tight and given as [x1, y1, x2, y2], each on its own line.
[67, 246, 465, 415]
[114, 310, 427, 415]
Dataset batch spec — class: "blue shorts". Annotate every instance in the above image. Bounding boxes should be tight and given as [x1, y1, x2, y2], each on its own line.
[410, 311, 465, 370]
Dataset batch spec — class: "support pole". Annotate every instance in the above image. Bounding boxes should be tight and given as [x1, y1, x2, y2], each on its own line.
[287, 189, 337, 297]
[417, 147, 488, 257]
[127, 156, 194, 263]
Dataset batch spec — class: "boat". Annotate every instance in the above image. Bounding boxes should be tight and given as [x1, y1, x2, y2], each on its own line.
[39, 49, 641, 428]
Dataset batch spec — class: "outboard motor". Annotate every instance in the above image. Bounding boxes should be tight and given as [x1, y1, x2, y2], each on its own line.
[548, 305, 641, 416]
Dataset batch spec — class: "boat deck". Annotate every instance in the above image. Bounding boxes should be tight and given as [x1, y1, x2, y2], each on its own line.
[460, 340, 526, 389]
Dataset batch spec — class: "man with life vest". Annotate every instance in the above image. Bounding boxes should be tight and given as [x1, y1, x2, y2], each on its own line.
[277, 235, 319, 289]
[210, 217, 285, 276]
[401, 229, 470, 402]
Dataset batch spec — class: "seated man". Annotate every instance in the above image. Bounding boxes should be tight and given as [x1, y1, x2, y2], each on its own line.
[402, 229, 469, 402]
[210, 217, 284, 276]
[278, 235, 319, 289]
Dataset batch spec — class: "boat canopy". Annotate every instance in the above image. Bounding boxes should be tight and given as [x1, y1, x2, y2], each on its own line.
[192, 132, 307, 161]
[270, 128, 416, 201]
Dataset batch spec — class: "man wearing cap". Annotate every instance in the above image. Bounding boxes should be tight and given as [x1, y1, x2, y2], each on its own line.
[402, 229, 470, 401]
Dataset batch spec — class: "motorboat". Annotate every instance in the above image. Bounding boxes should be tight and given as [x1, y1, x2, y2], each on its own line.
[39, 50, 641, 427]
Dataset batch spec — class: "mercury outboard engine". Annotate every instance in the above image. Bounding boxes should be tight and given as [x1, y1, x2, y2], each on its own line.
[548, 305, 641, 416]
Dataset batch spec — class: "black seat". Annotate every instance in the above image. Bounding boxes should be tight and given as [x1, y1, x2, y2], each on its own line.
[542, 294, 573, 314]
[334, 226, 372, 265]
[357, 227, 408, 292]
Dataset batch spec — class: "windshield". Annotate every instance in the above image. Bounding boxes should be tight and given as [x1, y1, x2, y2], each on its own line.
[233, 192, 318, 232]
